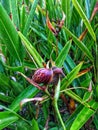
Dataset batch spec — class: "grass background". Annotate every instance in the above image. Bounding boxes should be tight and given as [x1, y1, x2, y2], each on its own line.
[0, 0, 98, 129]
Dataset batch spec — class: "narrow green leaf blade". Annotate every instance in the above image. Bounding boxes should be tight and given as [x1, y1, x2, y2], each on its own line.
[62, 0, 72, 28]
[18, 31, 44, 67]
[65, 104, 83, 130]
[0, 112, 18, 130]
[70, 100, 98, 130]
[94, 112, 98, 130]
[9, 85, 39, 111]
[0, 73, 11, 88]
[20, 5, 26, 32]
[55, 40, 71, 67]
[85, 0, 90, 19]
[63, 90, 91, 109]
[0, 94, 14, 103]
[1, 0, 10, 14]
[61, 62, 83, 90]
[9, 0, 19, 27]
[32, 118, 39, 130]
[72, 0, 96, 41]
[63, 26, 94, 62]
[0, 86, 39, 129]
[53, 78, 66, 129]
[23, 0, 39, 36]
[0, 4, 22, 64]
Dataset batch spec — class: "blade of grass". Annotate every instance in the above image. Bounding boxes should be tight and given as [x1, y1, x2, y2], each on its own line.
[23, 0, 39, 36]
[62, 89, 91, 109]
[1, 0, 10, 14]
[65, 104, 83, 129]
[0, 112, 18, 130]
[9, 0, 19, 28]
[0, 104, 31, 129]
[0, 86, 39, 129]
[61, 62, 83, 90]
[18, 31, 44, 67]
[4, 64, 23, 72]
[58, 43, 81, 92]
[62, 0, 72, 28]
[72, 0, 96, 41]
[0, 4, 22, 64]
[20, 5, 26, 32]
[0, 73, 11, 89]
[32, 118, 40, 130]
[31, 27, 47, 41]
[85, 0, 90, 19]
[0, 94, 14, 103]
[70, 100, 98, 130]
[55, 40, 72, 67]
[9, 85, 39, 111]
[53, 78, 66, 130]
[63, 26, 94, 62]
[11, 80, 24, 95]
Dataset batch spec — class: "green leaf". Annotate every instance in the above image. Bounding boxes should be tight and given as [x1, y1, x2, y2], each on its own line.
[31, 27, 47, 41]
[82, 91, 93, 103]
[55, 40, 71, 67]
[63, 90, 91, 109]
[65, 104, 83, 129]
[85, 0, 90, 19]
[0, 4, 22, 64]
[1, 0, 10, 14]
[11, 80, 24, 95]
[4, 64, 23, 72]
[9, 85, 39, 111]
[0, 73, 11, 89]
[0, 94, 14, 103]
[0, 105, 30, 129]
[32, 118, 39, 130]
[61, 62, 83, 90]
[0, 86, 39, 129]
[70, 100, 98, 130]
[94, 111, 98, 130]
[15, 120, 33, 129]
[20, 5, 26, 32]
[72, 0, 96, 41]
[9, 0, 19, 28]
[62, 0, 72, 28]
[63, 26, 94, 62]
[0, 112, 18, 130]
[23, 0, 39, 36]
[53, 78, 66, 130]
[18, 31, 44, 67]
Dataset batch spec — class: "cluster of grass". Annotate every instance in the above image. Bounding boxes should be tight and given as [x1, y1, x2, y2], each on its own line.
[0, 0, 98, 129]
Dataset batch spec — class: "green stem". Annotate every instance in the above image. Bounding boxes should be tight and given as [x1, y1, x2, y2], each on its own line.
[53, 77, 66, 130]
[45, 88, 51, 97]
[60, 86, 89, 93]
[96, 44, 98, 83]
[53, 99, 66, 130]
